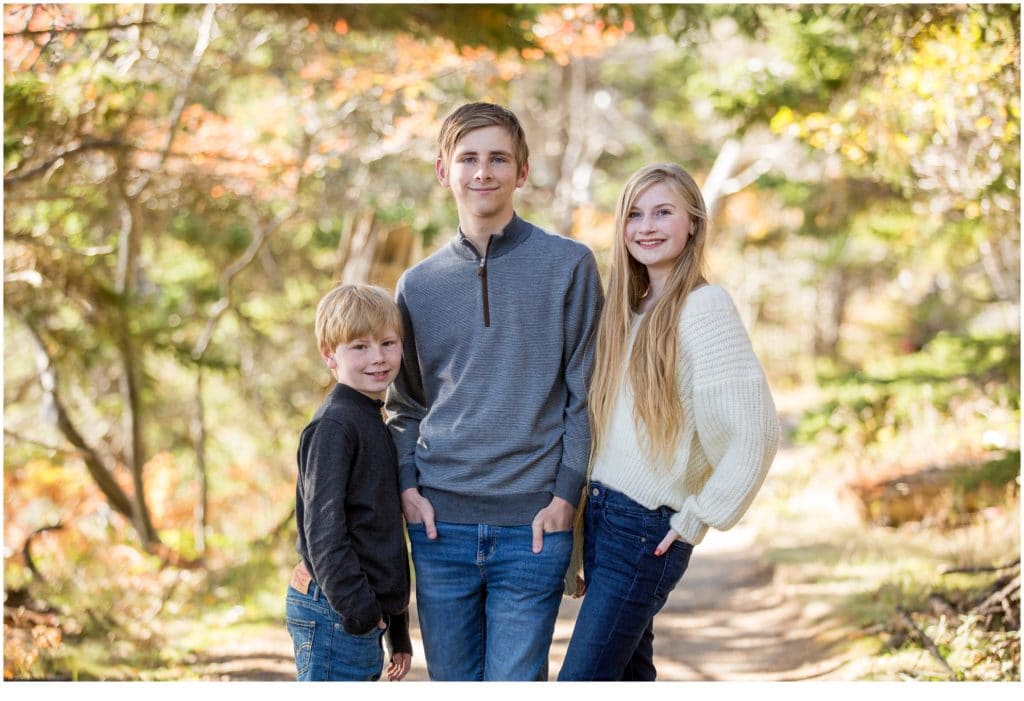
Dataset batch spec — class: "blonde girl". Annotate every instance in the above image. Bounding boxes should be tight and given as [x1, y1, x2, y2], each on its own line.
[558, 163, 781, 681]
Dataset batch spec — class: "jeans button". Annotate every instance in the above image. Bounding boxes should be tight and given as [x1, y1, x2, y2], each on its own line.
[592, 488, 599, 496]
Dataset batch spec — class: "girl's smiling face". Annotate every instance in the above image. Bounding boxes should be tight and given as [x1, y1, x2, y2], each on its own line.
[624, 182, 693, 277]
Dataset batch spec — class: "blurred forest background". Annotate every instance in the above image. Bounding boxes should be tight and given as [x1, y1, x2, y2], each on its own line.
[3, 2, 1020, 681]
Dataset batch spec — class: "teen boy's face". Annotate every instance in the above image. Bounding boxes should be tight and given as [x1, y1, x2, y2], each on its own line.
[436, 125, 528, 233]
[324, 329, 402, 400]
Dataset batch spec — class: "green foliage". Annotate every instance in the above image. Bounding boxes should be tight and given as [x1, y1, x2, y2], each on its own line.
[257, 3, 545, 51]
[954, 450, 1021, 494]
[796, 331, 1020, 449]
[3, 2, 1020, 680]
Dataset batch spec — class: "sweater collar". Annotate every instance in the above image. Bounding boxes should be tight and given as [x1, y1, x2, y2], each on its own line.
[329, 382, 384, 412]
[450, 212, 532, 261]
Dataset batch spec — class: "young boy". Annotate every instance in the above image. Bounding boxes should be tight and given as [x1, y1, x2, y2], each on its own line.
[386, 102, 604, 680]
[286, 283, 412, 682]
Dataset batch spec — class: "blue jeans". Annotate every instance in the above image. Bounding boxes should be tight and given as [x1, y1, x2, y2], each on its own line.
[407, 520, 572, 680]
[285, 581, 385, 681]
[558, 482, 694, 681]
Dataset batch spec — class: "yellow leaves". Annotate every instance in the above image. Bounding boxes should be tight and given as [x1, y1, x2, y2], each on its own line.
[805, 112, 831, 129]
[769, 105, 796, 133]
[841, 143, 867, 165]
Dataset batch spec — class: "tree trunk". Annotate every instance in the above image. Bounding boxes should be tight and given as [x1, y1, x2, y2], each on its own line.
[340, 211, 380, 284]
[20, 312, 137, 522]
[191, 369, 208, 554]
[114, 170, 160, 549]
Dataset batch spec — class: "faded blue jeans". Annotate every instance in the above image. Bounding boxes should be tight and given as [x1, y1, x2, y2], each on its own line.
[285, 580, 385, 681]
[558, 482, 694, 681]
[407, 520, 572, 680]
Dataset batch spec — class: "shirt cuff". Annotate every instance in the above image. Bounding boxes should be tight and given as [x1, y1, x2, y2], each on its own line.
[671, 498, 709, 546]
[385, 611, 413, 656]
[397, 462, 419, 493]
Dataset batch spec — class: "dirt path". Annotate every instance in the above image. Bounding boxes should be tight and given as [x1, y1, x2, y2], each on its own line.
[552, 523, 851, 681]
[192, 525, 848, 682]
[194, 531, 850, 681]
[192, 441, 856, 681]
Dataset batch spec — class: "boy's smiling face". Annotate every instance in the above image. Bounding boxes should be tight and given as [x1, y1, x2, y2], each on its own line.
[436, 125, 528, 235]
[323, 328, 402, 400]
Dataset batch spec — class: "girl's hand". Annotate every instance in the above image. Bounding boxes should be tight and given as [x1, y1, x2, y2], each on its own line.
[387, 652, 412, 681]
[572, 574, 587, 599]
[654, 527, 682, 556]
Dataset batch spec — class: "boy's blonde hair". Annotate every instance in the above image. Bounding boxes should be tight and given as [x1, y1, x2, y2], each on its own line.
[315, 284, 403, 356]
[437, 102, 529, 175]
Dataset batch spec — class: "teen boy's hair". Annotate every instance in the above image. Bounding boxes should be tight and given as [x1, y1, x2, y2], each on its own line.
[315, 283, 403, 356]
[437, 102, 529, 174]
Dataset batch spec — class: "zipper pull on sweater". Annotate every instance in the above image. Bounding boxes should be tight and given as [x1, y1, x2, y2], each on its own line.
[477, 237, 492, 327]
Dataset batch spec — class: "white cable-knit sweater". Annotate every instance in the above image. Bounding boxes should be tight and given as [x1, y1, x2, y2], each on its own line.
[590, 284, 781, 546]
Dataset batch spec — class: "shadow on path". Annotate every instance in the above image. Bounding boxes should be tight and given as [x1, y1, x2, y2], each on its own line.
[198, 520, 847, 682]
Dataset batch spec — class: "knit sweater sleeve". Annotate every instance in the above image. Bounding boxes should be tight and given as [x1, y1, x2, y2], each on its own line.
[385, 276, 427, 492]
[553, 250, 604, 504]
[669, 288, 781, 545]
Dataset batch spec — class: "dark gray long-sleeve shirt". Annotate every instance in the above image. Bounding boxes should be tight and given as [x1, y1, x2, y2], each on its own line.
[385, 213, 603, 526]
[295, 383, 411, 654]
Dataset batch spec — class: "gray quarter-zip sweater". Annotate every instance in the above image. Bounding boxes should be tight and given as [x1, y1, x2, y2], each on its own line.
[386, 213, 603, 526]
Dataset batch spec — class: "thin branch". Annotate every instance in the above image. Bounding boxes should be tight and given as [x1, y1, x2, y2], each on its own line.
[129, 3, 216, 199]
[15, 310, 136, 521]
[22, 523, 65, 582]
[191, 206, 298, 359]
[3, 138, 125, 187]
[971, 574, 1021, 616]
[941, 559, 1021, 575]
[3, 428, 72, 455]
[3, 20, 159, 37]
[895, 606, 956, 679]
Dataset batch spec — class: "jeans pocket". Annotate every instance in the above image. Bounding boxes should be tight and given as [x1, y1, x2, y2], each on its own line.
[600, 504, 647, 543]
[655, 540, 693, 599]
[286, 617, 315, 679]
[334, 624, 384, 677]
[348, 622, 384, 639]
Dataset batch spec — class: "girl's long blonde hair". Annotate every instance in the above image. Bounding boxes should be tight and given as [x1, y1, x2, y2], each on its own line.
[589, 163, 710, 470]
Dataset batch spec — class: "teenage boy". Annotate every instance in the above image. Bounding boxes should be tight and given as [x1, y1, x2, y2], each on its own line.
[386, 102, 603, 681]
[286, 284, 413, 682]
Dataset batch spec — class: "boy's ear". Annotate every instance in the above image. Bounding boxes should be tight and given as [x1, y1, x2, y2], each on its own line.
[322, 351, 337, 370]
[435, 157, 449, 187]
[515, 160, 530, 188]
